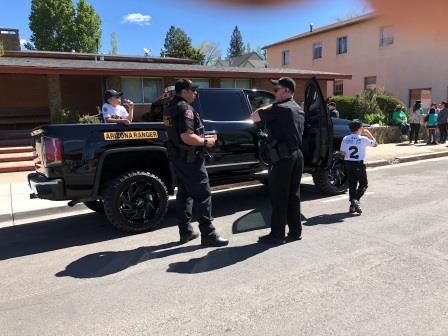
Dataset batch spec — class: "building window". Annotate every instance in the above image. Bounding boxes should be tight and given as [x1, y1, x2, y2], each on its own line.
[220, 79, 251, 89]
[337, 36, 348, 55]
[333, 80, 344, 96]
[313, 42, 323, 59]
[410, 88, 432, 110]
[121, 77, 163, 104]
[282, 50, 290, 65]
[175, 78, 210, 88]
[364, 76, 377, 90]
[380, 26, 394, 46]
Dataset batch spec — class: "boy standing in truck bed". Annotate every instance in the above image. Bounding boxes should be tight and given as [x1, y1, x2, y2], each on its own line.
[340, 120, 378, 215]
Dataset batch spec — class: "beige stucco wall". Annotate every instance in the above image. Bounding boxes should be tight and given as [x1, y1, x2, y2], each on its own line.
[266, 16, 448, 107]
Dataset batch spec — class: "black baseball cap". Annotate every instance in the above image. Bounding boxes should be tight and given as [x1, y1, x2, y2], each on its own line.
[104, 89, 123, 101]
[271, 77, 296, 93]
[175, 79, 198, 93]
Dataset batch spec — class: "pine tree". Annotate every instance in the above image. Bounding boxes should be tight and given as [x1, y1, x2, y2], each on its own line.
[227, 26, 244, 58]
[162, 26, 204, 62]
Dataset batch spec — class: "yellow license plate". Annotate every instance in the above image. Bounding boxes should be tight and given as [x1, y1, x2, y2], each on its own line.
[103, 131, 159, 141]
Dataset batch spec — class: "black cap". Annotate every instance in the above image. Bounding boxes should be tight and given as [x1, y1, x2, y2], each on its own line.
[175, 79, 198, 93]
[271, 77, 296, 93]
[104, 89, 123, 101]
[415, 100, 422, 105]
[349, 119, 363, 133]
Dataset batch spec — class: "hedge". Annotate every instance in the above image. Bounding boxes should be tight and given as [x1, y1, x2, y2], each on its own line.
[328, 94, 408, 124]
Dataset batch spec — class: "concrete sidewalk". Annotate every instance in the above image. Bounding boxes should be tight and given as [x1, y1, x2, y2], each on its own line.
[1, 142, 448, 226]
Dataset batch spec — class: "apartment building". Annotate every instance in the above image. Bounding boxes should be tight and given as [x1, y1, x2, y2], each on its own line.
[264, 13, 448, 108]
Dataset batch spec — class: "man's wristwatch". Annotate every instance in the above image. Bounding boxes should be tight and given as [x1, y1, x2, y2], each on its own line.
[204, 138, 208, 146]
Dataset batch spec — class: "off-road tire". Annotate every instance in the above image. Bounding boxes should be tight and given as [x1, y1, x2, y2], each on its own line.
[312, 154, 348, 196]
[103, 171, 169, 233]
[83, 200, 105, 213]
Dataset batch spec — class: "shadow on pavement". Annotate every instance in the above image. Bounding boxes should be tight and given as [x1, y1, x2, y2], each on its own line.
[303, 212, 357, 226]
[56, 241, 202, 278]
[0, 184, 332, 261]
[166, 243, 274, 274]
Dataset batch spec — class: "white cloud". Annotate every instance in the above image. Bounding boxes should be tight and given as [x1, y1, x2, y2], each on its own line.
[20, 39, 28, 46]
[121, 13, 151, 26]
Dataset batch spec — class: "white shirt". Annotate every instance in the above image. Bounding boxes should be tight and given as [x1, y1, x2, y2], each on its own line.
[340, 134, 376, 161]
[102, 103, 129, 122]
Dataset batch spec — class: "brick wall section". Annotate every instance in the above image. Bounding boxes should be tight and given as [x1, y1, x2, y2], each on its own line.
[60, 75, 103, 115]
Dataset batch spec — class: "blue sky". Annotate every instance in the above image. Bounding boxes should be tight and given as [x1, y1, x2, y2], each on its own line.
[2, 0, 371, 57]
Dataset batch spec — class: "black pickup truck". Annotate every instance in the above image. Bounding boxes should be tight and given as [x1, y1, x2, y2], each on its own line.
[28, 78, 350, 233]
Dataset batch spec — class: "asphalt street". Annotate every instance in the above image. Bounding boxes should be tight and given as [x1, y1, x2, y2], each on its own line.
[1, 158, 448, 336]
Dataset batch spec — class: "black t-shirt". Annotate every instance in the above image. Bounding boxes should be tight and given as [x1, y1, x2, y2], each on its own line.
[165, 96, 203, 147]
[259, 98, 305, 150]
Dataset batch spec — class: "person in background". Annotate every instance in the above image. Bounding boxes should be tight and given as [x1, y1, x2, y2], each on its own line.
[437, 102, 448, 144]
[391, 105, 409, 138]
[327, 102, 340, 118]
[408, 101, 424, 144]
[102, 89, 134, 125]
[426, 104, 438, 145]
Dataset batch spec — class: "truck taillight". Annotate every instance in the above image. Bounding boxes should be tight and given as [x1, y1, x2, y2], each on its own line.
[43, 137, 62, 166]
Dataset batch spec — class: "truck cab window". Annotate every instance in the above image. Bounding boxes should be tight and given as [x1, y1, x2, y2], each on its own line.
[245, 91, 276, 111]
[195, 90, 248, 121]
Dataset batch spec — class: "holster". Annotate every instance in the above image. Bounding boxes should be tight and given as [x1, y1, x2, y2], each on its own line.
[268, 141, 293, 164]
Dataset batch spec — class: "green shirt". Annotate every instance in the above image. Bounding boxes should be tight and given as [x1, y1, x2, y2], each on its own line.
[391, 111, 407, 124]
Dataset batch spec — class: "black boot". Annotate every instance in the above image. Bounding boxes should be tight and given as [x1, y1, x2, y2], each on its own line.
[201, 234, 229, 247]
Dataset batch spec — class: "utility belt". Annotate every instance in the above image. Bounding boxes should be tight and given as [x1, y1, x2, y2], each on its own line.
[267, 140, 300, 164]
[167, 143, 203, 163]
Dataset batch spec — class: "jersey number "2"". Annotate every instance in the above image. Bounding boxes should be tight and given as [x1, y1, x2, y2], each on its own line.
[349, 146, 359, 159]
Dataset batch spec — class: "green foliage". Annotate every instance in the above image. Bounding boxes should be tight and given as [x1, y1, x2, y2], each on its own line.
[0, 41, 4, 56]
[227, 26, 244, 58]
[162, 26, 204, 62]
[110, 31, 118, 55]
[52, 109, 79, 124]
[327, 96, 360, 119]
[78, 114, 101, 124]
[72, 0, 102, 53]
[28, 0, 101, 52]
[329, 89, 407, 125]
[52, 109, 101, 124]
[376, 95, 408, 122]
[364, 112, 386, 125]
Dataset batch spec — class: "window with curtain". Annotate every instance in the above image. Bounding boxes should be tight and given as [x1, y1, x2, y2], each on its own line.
[121, 77, 164, 104]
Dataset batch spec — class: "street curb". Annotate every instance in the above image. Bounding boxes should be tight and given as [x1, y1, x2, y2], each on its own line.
[365, 150, 448, 168]
[0, 203, 89, 224]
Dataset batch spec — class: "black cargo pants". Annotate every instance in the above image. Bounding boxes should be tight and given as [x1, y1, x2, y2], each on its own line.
[172, 155, 216, 237]
[345, 161, 368, 202]
[268, 150, 304, 239]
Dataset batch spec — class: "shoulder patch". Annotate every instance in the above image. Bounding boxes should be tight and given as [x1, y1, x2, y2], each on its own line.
[185, 110, 194, 120]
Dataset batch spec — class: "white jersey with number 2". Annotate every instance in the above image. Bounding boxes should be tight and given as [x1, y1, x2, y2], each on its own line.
[340, 134, 376, 161]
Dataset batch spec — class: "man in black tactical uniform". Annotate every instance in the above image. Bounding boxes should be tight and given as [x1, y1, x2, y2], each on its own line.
[164, 79, 229, 247]
[250, 77, 305, 245]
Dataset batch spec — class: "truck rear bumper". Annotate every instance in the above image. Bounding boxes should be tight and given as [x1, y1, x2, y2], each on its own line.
[28, 173, 65, 201]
